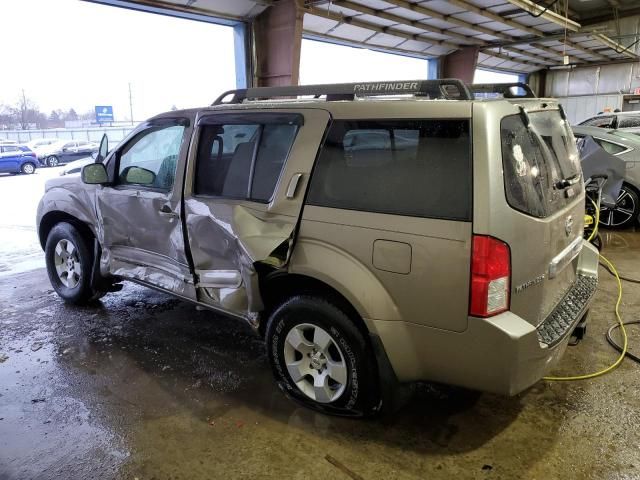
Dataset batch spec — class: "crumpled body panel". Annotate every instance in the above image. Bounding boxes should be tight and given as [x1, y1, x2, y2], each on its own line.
[185, 198, 297, 313]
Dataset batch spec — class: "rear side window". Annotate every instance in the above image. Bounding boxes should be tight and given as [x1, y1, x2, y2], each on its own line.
[501, 111, 581, 218]
[195, 118, 299, 202]
[307, 119, 471, 221]
[617, 116, 640, 128]
[579, 116, 615, 128]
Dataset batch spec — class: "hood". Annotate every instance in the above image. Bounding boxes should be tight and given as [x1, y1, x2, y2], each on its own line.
[45, 172, 85, 192]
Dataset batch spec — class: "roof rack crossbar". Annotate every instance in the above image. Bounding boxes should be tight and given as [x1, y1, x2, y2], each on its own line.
[469, 82, 536, 98]
[212, 79, 473, 105]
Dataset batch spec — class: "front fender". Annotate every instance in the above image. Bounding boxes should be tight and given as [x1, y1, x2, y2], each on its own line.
[288, 238, 400, 321]
[36, 180, 99, 248]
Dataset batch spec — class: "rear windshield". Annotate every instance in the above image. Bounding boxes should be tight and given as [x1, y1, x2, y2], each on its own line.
[307, 119, 472, 221]
[501, 110, 581, 218]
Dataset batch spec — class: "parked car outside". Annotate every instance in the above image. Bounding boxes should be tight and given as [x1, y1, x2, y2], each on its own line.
[37, 81, 599, 416]
[26, 138, 60, 157]
[572, 125, 640, 228]
[577, 111, 640, 131]
[38, 140, 99, 167]
[60, 154, 97, 176]
[0, 144, 37, 174]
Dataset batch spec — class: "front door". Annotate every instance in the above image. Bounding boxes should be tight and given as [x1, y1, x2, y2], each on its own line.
[96, 117, 195, 298]
[183, 109, 330, 317]
[0, 146, 21, 172]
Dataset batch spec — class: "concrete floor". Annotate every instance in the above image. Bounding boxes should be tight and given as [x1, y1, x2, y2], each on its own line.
[1, 171, 640, 479]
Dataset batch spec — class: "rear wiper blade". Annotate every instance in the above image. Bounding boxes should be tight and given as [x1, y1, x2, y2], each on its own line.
[555, 173, 581, 190]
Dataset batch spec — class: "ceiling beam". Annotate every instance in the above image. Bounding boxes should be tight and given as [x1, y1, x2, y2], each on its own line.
[305, 6, 460, 50]
[594, 33, 639, 60]
[446, 0, 608, 61]
[503, 0, 580, 31]
[481, 50, 547, 68]
[305, 8, 550, 69]
[329, 0, 557, 64]
[303, 29, 429, 59]
[307, 4, 558, 67]
[380, 0, 513, 42]
[330, 0, 484, 46]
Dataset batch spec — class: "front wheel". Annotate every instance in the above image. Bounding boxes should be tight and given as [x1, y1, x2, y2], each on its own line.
[265, 295, 380, 416]
[46, 155, 59, 167]
[600, 184, 640, 229]
[20, 162, 36, 174]
[45, 222, 98, 305]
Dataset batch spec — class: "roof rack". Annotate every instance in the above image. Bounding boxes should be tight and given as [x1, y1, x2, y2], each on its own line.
[212, 79, 473, 105]
[468, 82, 536, 98]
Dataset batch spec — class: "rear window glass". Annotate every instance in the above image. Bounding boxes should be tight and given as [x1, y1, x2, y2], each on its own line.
[307, 119, 471, 221]
[579, 116, 615, 128]
[617, 116, 640, 128]
[501, 111, 582, 218]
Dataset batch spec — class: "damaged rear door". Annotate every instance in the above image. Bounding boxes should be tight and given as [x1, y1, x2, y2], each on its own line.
[183, 109, 330, 320]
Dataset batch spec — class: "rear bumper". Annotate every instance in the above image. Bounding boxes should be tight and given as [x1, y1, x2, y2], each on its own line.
[366, 240, 599, 395]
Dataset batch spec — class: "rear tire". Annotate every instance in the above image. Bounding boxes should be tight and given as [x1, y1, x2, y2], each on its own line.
[45, 222, 99, 305]
[599, 184, 639, 229]
[265, 295, 380, 416]
[20, 162, 36, 174]
[46, 155, 59, 167]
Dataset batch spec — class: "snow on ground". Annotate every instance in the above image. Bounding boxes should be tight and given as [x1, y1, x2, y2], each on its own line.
[0, 166, 65, 276]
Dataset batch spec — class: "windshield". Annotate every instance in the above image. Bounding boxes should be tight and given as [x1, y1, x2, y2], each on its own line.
[501, 109, 582, 218]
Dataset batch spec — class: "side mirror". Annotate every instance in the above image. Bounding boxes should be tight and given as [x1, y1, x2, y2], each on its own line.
[81, 163, 109, 184]
[96, 134, 108, 163]
[123, 166, 155, 185]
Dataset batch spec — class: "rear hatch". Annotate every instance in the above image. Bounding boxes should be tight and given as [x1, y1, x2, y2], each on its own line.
[500, 107, 585, 326]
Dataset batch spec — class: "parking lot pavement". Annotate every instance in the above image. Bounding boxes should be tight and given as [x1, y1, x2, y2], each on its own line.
[1, 174, 640, 479]
[0, 167, 63, 277]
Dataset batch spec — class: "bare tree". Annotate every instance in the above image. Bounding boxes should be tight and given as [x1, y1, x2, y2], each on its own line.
[13, 90, 44, 129]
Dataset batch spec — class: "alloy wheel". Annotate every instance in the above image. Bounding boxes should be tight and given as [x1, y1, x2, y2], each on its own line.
[53, 239, 82, 288]
[283, 323, 348, 403]
[22, 163, 35, 174]
[600, 187, 637, 227]
[47, 156, 59, 167]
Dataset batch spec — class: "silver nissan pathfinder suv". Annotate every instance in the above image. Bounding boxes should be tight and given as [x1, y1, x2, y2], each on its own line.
[37, 80, 599, 416]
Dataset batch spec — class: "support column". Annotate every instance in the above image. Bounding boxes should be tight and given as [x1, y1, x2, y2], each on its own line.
[233, 23, 251, 89]
[439, 47, 479, 83]
[427, 58, 439, 80]
[252, 0, 304, 87]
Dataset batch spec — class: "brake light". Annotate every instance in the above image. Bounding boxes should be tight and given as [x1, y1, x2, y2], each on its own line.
[469, 235, 511, 318]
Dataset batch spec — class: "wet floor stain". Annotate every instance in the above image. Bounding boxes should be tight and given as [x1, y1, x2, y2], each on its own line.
[1, 231, 640, 479]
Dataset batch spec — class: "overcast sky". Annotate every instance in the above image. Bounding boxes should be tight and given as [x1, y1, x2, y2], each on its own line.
[0, 0, 516, 122]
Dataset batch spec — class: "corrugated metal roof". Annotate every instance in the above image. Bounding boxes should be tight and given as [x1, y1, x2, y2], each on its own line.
[109, 0, 640, 73]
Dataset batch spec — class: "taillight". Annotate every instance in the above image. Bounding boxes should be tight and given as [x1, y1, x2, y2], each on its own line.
[469, 235, 511, 318]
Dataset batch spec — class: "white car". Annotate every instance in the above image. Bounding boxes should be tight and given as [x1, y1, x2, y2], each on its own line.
[26, 138, 59, 153]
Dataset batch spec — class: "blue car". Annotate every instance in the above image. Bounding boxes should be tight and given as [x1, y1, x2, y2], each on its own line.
[0, 144, 38, 174]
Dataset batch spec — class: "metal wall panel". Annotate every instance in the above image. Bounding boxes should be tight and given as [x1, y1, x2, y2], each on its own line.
[597, 64, 634, 94]
[567, 67, 598, 96]
[549, 70, 569, 97]
[553, 95, 622, 124]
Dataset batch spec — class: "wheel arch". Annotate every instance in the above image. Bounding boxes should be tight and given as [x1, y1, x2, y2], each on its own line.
[258, 239, 400, 335]
[38, 210, 95, 250]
